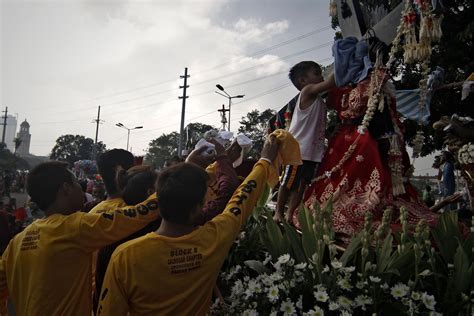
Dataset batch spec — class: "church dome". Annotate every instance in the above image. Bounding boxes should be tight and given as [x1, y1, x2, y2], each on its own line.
[20, 119, 30, 127]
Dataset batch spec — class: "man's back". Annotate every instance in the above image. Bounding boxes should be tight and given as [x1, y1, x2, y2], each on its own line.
[3, 213, 95, 315]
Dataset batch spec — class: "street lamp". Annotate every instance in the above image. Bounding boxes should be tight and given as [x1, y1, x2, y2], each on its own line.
[115, 123, 143, 151]
[215, 84, 244, 131]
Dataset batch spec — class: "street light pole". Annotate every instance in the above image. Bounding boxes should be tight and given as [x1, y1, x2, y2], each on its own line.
[215, 84, 244, 131]
[116, 123, 143, 152]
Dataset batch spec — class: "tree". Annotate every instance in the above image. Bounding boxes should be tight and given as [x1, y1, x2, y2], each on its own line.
[183, 122, 215, 150]
[0, 148, 29, 170]
[13, 137, 22, 154]
[145, 132, 180, 168]
[50, 135, 106, 165]
[238, 109, 276, 158]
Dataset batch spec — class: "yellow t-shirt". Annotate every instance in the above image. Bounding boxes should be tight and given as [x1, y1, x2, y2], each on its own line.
[97, 160, 271, 316]
[0, 194, 159, 316]
[89, 198, 127, 214]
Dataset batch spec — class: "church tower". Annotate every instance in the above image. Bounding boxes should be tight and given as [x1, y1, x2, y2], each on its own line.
[17, 119, 31, 156]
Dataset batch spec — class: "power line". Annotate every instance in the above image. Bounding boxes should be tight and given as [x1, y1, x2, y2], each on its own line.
[77, 25, 332, 102]
[25, 25, 333, 114]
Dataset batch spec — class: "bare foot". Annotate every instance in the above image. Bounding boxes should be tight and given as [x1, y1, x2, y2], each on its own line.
[273, 212, 283, 223]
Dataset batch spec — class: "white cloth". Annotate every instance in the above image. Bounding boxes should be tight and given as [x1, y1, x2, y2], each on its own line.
[233, 134, 253, 168]
[288, 94, 327, 162]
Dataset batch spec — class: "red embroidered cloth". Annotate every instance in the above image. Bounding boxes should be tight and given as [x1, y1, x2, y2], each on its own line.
[301, 75, 437, 239]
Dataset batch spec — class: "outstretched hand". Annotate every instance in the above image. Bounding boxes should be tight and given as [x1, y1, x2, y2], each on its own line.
[186, 146, 216, 169]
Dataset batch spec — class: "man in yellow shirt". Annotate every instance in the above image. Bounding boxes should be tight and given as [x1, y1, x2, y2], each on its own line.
[0, 161, 159, 316]
[97, 136, 279, 315]
[90, 149, 135, 214]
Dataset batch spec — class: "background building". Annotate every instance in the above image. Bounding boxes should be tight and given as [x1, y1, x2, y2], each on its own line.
[0, 115, 17, 152]
[16, 119, 31, 156]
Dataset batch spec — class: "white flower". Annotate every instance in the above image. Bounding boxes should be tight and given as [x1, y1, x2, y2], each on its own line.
[269, 272, 283, 282]
[331, 260, 343, 269]
[337, 278, 353, 290]
[355, 295, 373, 308]
[328, 301, 340, 311]
[421, 292, 436, 311]
[380, 283, 389, 290]
[391, 283, 410, 299]
[231, 280, 244, 296]
[337, 296, 353, 309]
[263, 253, 272, 265]
[322, 265, 330, 273]
[269, 311, 278, 316]
[356, 281, 365, 289]
[261, 276, 273, 287]
[314, 289, 329, 303]
[267, 285, 279, 302]
[280, 299, 296, 315]
[429, 312, 442, 316]
[242, 309, 259, 316]
[304, 306, 324, 316]
[369, 276, 381, 283]
[295, 262, 307, 270]
[226, 265, 242, 280]
[296, 295, 303, 309]
[277, 254, 291, 264]
[341, 311, 351, 316]
[343, 266, 355, 273]
[411, 291, 421, 301]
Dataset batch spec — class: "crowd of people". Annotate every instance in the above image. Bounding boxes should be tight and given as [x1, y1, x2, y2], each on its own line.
[0, 41, 470, 313]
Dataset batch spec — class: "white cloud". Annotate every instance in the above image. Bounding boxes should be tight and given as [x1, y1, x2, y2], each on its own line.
[1, 0, 333, 156]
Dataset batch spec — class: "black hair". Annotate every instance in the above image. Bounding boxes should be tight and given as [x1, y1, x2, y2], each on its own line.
[97, 149, 134, 196]
[425, 185, 431, 192]
[26, 161, 74, 211]
[116, 165, 157, 205]
[288, 61, 322, 90]
[156, 163, 209, 224]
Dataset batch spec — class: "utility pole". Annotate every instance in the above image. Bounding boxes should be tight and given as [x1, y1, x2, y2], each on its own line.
[1, 107, 8, 147]
[178, 67, 189, 158]
[92, 106, 103, 160]
[217, 104, 229, 130]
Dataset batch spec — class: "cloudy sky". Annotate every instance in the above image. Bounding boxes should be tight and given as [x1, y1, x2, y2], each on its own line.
[1, 0, 435, 174]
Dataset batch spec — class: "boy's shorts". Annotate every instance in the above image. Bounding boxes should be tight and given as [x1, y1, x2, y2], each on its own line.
[280, 160, 318, 191]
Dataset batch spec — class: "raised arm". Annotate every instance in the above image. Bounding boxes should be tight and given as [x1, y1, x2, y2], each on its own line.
[300, 73, 336, 110]
[196, 155, 240, 225]
[206, 136, 279, 245]
[76, 194, 159, 252]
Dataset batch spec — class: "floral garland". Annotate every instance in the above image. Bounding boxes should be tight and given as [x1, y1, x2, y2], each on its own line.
[458, 143, 474, 165]
[312, 134, 361, 183]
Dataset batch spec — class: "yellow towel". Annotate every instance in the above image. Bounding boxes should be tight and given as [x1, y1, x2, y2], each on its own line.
[268, 129, 302, 186]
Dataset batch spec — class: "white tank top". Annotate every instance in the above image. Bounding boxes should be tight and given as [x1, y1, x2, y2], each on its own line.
[288, 94, 327, 162]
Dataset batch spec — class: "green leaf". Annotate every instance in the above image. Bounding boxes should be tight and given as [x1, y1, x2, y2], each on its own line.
[264, 216, 288, 258]
[256, 183, 271, 208]
[431, 212, 462, 264]
[298, 206, 316, 260]
[453, 245, 471, 294]
[387, 246, 415, 281]
[244, 260, 271, 274]
[376, 234, 394, 274]
[340, 232, 363, 266]
[281, 221, 306, 263]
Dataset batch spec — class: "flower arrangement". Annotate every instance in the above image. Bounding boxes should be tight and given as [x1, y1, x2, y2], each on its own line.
[73, 159, 98, 179]
[211, 195, 473, 315]
[458, 143, 474, 165]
